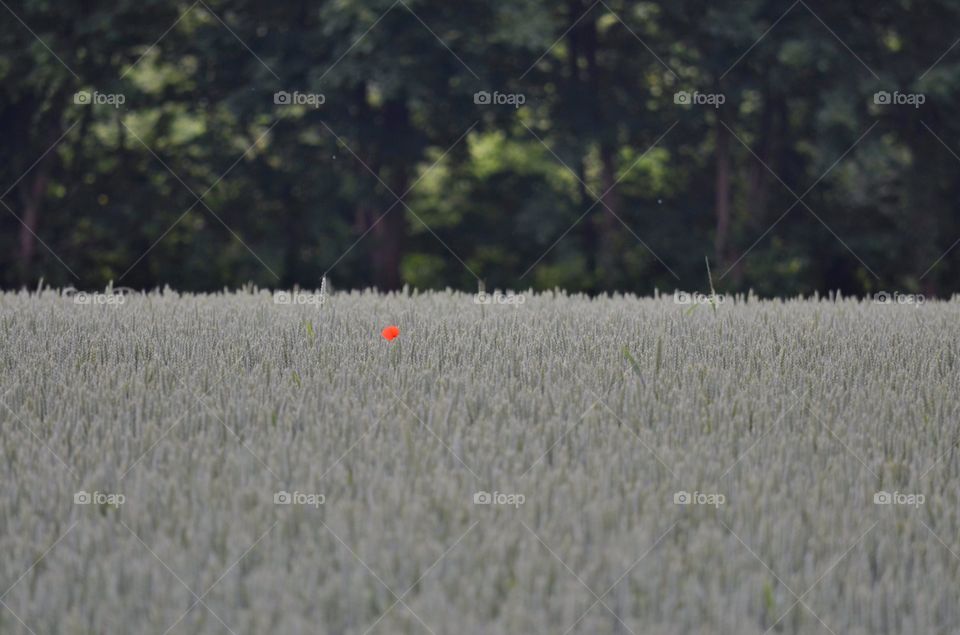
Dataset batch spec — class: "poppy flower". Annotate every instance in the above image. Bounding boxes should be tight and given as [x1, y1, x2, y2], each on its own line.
[381, 325, 400, 341]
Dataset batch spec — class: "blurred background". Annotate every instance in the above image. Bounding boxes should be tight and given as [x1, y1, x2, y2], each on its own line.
[2, 0, 959, 296]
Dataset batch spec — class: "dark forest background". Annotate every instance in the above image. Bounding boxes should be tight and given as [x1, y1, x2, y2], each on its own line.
[3, 0, 960, 296]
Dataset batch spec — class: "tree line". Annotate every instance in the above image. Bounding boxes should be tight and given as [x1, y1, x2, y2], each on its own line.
[2, 0, 959, 296]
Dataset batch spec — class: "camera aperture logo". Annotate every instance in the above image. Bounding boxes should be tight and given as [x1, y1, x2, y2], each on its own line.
[674, 90, 725, 108]
[274, 490, 325, 508]
[873, 91, 925, 108]
[874, 490, 924, 508]
[74, 90, 126, 108]
[274, 91, 326, 108]
[473, 490, 525, 508]
[474, 91, 526, 109]
[673, 490, 725, 508]
[74, 490, 125, 508]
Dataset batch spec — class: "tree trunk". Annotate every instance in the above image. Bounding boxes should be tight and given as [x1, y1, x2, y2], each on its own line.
[567, 0, 595, 279]
[599, 142, 622, 281]
[281, 181, 302, 288]
[372, 98, 410, 291]
[734, 78, 778, 285]
[581, 0, 622, 288]
[17, 170, 48, 281]
[371, 193, 405, 291]
[906, 119, 941, 297]
[714, 114, 731, 269]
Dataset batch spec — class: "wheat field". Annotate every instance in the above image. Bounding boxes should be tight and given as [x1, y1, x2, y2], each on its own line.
[1, 288, 958, 634]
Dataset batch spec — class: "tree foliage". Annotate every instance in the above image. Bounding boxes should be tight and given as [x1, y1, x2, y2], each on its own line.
[2, 0, 959, 295]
